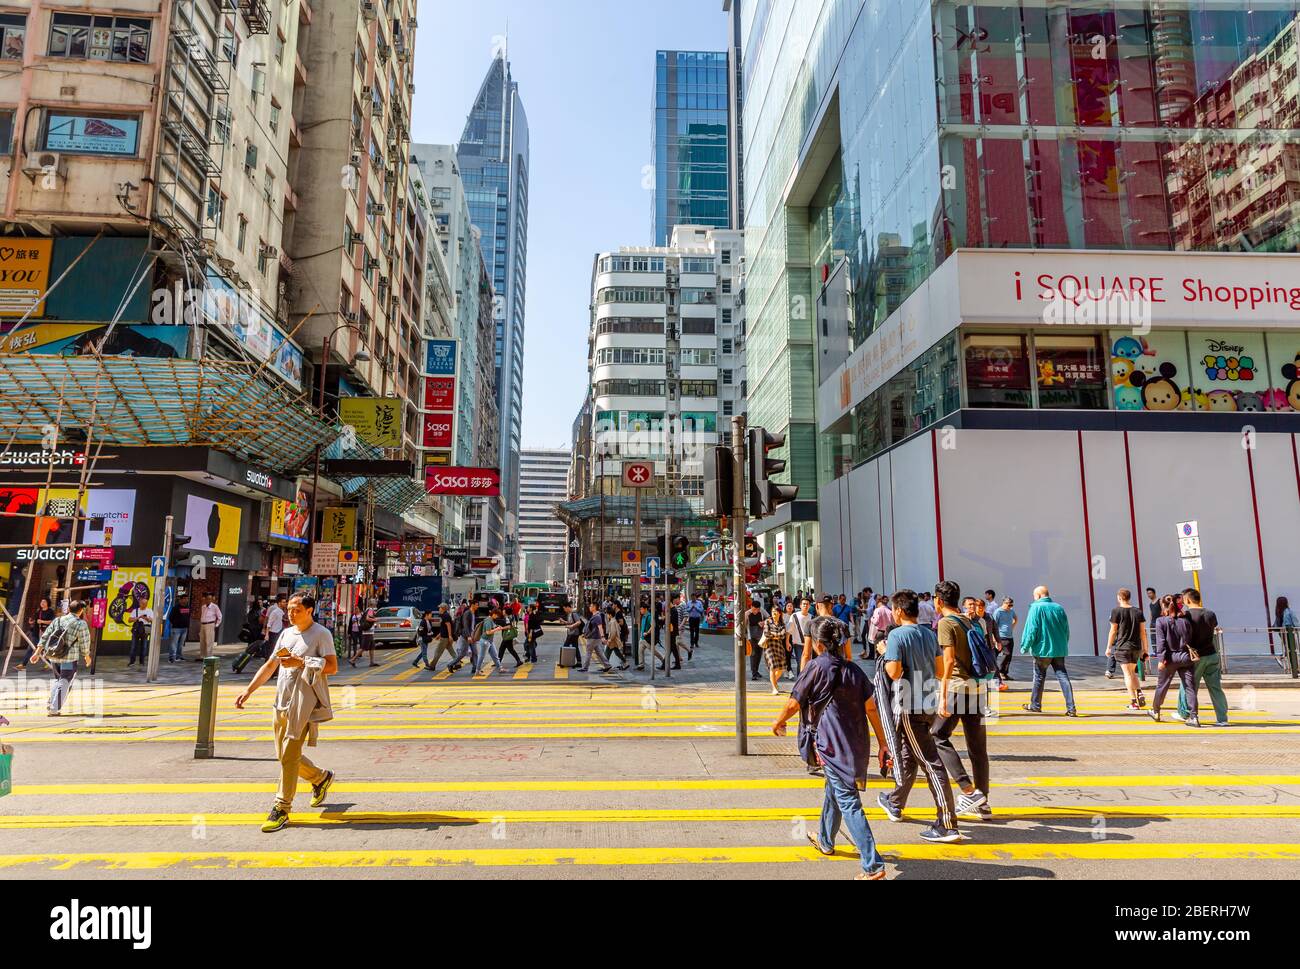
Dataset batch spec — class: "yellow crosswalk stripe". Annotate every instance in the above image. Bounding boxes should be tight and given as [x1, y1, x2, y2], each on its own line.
[3, 804, 1298, 830]
[513, 663, 533, 680]
[554, 664, 568, 679]
[2, 843, 1296, 871]
[12, 774, 1300, 796]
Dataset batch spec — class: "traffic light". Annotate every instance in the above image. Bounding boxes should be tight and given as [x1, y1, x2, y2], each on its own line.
[671, 535, 689, 569]
[171, 534, 201, 578]
[655, 535, 669, 561]
[748, 427, 799, 518]
[702, 445, 733, 517]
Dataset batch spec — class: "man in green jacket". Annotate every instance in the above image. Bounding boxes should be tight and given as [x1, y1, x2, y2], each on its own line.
[1019, 586, 1078, 716]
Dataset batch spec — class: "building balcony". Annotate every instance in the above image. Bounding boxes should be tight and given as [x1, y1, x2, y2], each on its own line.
[298, 0, 313, 24]
[294, 52, 308, 87]
[288, 115, 303, 148]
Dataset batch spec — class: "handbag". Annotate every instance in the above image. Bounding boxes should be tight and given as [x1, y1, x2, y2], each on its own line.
[0, 743, 13, 799]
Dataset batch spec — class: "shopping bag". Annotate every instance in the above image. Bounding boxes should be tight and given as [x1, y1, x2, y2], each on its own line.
[0, 744, 13, 799]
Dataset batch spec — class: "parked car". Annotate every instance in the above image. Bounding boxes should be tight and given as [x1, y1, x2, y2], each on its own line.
[370, 606, 421, 647]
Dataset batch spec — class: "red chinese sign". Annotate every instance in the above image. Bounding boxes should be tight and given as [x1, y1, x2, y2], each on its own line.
[424, 377, 455, 411]
[422, 415, 453, 449]
[424, 467, 501, 497]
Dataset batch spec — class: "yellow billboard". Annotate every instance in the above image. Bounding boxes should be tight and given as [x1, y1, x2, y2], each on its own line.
[102, 567, 158, 642]
[339, 397, 402, 448]
[320, 506, 356, 548]
[0, 239, 53, 318]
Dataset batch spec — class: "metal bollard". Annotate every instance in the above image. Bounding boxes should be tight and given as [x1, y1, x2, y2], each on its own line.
[1286, 629, 1300, 680]
[1215, 630, 1227, 675]
[194, 655, 219, 759]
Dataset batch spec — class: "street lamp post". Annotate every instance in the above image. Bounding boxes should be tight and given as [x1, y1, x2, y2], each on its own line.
[307, 323, 370, 571]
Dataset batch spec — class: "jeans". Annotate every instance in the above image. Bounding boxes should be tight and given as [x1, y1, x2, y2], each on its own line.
[413, 639, 431, 666]
[1178, 652, 1228, 723]
[168, 629, 187, 661]
[524, 632, 539, 663]
[1029, 656, 1076, 713]
[818, 767, 886, 876]
[452, 635, 479, 672]
[48, 661, 78, 713]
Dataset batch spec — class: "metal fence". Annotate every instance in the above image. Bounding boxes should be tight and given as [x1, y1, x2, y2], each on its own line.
[1217, 627, 1299, 678]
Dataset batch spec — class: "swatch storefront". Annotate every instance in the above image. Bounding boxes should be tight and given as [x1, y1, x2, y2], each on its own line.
[816, 249, 1300, 654]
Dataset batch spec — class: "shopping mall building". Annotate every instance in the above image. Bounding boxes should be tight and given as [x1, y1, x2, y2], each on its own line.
[735, 0, 1300, 651]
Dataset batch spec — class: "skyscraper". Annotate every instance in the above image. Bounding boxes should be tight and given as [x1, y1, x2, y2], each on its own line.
[457, 46, 529, 580]
[653, 51, 731, 246]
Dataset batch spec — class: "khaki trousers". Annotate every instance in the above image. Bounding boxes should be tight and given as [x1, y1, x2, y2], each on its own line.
[273, 711, 326, 811]
[199, 623, 217, 658]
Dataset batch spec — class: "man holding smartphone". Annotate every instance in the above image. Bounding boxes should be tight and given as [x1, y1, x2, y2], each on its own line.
[236, 593, 338, 833]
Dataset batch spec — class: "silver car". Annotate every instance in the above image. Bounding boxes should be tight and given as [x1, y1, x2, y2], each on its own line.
[369, 606, 421, 647]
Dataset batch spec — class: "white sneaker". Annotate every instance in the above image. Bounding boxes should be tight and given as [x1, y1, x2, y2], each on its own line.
[955, 791, 988, 819]
[1213, 720, 1230, 727]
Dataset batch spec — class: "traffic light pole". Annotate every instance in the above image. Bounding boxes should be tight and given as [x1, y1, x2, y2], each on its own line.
[663, 514, 672, 679]
[731, 416, 748, 756]
[146, 514, 173, 683]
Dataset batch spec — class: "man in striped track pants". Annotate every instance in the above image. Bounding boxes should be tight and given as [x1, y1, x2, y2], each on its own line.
[873, 590, 964, 843]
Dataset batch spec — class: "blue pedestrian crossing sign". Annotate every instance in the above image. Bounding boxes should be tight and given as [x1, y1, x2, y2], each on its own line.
[645, 556, 662, 579]
[151, 556, 167, 578]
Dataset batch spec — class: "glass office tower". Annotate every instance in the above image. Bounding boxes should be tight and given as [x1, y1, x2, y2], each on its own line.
[738, 0, 1300, 641]
[458, 49, 530, 579]
[653, 50, 732, 245]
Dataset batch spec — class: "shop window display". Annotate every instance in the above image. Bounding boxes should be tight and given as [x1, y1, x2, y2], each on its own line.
[1266, 332, 1300, 412]
[964, 334, 1032, 408]
[1184, 331, 1272, 412]
[1109, 330, 1193, 411]
[1035, 335, 1108, 409]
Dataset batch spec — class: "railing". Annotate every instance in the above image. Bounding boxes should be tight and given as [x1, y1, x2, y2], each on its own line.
[1215, 627, 1299, 677]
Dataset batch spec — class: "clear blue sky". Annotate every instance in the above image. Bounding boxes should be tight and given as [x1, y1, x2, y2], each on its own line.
[411, 0, 728, 449]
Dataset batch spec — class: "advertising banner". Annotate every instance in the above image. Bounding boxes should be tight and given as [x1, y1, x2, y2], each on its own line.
[422, 414, 454, 449]
[424, 339, 457, 376]
[182, 495, 242, 556]
[44, 114, 140, 155]
[0, 240, 53, 317]
[339, 397, 403, 448]
[311, 543, 341, 576]
[82, 489, 137, 547]
[424, 376, 456, 410]
[102, 568, 157, 642]
[423, 452, 451, 467]
[269, 491, 309, 546]
[0, 322, 187, 357]
[424, 467, 501, 497]
[320, 506, 356, 548]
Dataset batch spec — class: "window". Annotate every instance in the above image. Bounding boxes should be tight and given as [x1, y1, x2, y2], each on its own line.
[236, 215, 248, 253]
[594, 347, 666, 366]
[340, 282, 353, 315]
[721, 279, 732, 295]
[274, 31, 285, 65]
[206, 187, 225, 230]
[599, 255, 665, 273]
[269, 102, 280, 135]
[597, 286, 666, 305]
[1035, 335, 1108, 410]
[593, 317, 663, 337]
[722, 400, 734, 416]
[679, 380, 717, 397]
[722, 369, 733, 385]
[594, 379, 666, 397]
[721, 249, 731, 265]
[721, 339, 732, 354]
[257, 239, 269, 275]
[48, 14, 150, 63]
[0, 14, 24, 60]
[222, 22, 239, 66]
[243, 140, 257, 176]
[681, 257, 715, 273]
[263, 167, 274, 204]
[964, 334, 1031, 409]
[682, 319, 715, 335]
[0, 109, 13, 153]
[679, 348, 717, 366]
[43, 112, 140, 156]
[251, 66, 266, 105]
[681, 288, 716, 305]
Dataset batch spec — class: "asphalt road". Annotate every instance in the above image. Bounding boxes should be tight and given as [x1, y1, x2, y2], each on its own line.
[2, 632, 1298, 880]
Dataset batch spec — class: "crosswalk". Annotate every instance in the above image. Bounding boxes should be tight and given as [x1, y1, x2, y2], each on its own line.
[3, 664, 1298, 877]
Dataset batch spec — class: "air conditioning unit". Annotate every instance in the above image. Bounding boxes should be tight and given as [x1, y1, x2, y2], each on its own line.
[360, 0, 376, 21]
[344, 228, 362, 249]
[371, 102, 384, 118]
[259, 243, 278, 258]
[377, 276, 389, 294]
[369, 200, 385, 215]
[22, 152, 68, 182]
[344, 311, 359, 325]
[360, 85, 372, 100]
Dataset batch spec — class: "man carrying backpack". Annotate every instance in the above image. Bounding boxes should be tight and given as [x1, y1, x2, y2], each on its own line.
[930, 584, 995, 821]
[40, 601, 91, 716]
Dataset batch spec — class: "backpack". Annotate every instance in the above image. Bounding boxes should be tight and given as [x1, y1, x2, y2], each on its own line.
[952, 615, 998, 680]
[41, 616, 74, 661]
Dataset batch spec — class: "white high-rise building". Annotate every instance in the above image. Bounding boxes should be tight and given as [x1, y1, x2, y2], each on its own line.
[518, 448, 571, 585]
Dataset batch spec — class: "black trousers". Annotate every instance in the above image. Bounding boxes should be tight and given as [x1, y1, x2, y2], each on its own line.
[883, 713, 958, 831]
[997, 639, 1014, 675]
[748, 637, 763, 677]
[498, 638, 523, 665]
[931, 700, 990, 796]
[524, 632, 539, 662]
[688, 617, 702, 650]
[128, 626, 148, 664]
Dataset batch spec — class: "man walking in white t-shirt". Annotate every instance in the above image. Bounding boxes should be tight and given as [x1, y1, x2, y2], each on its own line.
[236, 592, 337, 833]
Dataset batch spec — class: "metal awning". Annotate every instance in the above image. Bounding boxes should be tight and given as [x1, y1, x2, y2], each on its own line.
[0, 354, 337, 472]
[322, 435, 428, 516]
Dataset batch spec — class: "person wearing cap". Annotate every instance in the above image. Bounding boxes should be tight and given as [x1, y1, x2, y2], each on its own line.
[773, 615, 891, 879]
